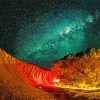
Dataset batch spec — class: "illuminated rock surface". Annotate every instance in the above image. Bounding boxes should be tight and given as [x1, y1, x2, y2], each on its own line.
[0, 49, 56, 100]
[1, 48, 100, 100]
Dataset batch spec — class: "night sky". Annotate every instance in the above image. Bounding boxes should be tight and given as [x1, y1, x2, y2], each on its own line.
[0, 0, 100, 69]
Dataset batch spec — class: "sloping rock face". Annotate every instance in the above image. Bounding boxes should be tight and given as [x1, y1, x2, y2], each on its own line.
[51, 48, 100, 99]
[0, 49, 56, 100]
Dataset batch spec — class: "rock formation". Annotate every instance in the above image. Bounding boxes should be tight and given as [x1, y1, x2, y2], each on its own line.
[0, 49, 56, 100]
[51, 48, 100, 99]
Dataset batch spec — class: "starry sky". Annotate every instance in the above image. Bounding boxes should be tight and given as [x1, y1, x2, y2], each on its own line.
[0, 0, 100, 69]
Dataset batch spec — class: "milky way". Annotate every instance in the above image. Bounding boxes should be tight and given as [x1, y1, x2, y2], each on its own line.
[14, 9, 95, 68]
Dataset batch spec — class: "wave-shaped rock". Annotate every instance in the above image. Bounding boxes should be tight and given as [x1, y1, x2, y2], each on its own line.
[0, 48, 56, 100]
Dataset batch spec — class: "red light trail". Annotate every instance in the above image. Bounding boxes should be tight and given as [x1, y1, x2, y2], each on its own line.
[15, 61, 59, 87]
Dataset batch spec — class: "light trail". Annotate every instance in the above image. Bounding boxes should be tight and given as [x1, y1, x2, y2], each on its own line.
[15, 61, 59, 87]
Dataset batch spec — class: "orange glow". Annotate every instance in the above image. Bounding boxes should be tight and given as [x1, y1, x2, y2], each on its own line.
[55, 83, 100, 91]
[53, 78, 60, 83]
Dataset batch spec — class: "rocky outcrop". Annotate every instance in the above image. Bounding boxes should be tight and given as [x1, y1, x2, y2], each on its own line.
[51, 48, 100, 99]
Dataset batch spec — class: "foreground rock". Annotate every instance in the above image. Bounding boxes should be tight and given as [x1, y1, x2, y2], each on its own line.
[0, 49, 55, 100]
